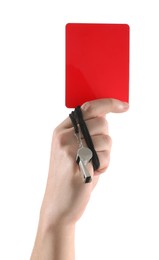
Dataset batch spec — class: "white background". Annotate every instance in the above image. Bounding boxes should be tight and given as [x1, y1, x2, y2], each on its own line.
[0, 0, 159, 259]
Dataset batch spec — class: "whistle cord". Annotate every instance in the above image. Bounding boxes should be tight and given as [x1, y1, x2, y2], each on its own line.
[69, 106, 100, 171]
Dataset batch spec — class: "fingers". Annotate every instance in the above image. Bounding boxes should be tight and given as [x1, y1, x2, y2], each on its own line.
[81, 98, 129, 120]
[95, 150, 110, 174]
[87, 150, 110, 176]
[60, 98, 129, 129]
[89, 134, 111, 174]
[56, 124, 111, 173]
[84, 117, 109, 135]
[55, 98, 128, 179]
[82, 134, 112, 152]
[67, 128, 111, 174]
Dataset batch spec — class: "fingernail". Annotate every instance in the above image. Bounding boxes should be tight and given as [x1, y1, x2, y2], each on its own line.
[121, 102, 129, 110]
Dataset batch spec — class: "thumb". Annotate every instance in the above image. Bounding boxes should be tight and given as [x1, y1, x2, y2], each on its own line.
[81, 98, 129, 120]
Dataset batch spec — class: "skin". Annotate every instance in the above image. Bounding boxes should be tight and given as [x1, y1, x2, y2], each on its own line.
[30, 98, 129, 260]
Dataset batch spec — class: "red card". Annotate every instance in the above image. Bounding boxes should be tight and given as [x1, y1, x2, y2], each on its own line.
[65, 23, 129, 108]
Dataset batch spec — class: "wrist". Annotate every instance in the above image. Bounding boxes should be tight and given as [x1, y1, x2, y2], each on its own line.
[38, 208, 76, 235]
[39, 198, 79, 232]
[31, 214, 75, 260]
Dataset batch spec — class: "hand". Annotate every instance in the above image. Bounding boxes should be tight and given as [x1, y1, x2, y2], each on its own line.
[31, 98, 129, 260]
[39, 99, 129, 229]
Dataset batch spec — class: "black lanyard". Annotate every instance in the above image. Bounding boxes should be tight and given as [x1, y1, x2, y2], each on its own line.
[69, 106, 100, 171]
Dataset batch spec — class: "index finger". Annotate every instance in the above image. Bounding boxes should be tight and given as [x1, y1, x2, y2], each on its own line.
[59, 98, 129, 129]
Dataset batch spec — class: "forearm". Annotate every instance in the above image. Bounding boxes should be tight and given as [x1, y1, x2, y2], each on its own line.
[30, 220, 75, 260]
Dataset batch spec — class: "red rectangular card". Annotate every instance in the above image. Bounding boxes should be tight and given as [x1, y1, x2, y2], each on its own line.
[65, 23, 130, 108]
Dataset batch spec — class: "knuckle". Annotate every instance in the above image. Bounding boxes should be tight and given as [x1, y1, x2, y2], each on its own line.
[100, 150, 110, 169]
[53, 129, 76, 158]
[97, 117, 108, 129]
[53, 128, 67, 147]
[81, 101, 91, 111]
[96, 167, 107, 174]
[103, 151, 110, 166]
[53, 127, 62, 142]
[103, 134, 112, 147]
[107, 98, 114, 107]
[53, 126, 60, 138]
